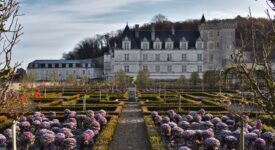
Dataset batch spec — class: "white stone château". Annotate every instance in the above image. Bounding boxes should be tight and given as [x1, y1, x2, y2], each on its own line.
[27, 59, 103, 81]
[104, 15, 238, 80]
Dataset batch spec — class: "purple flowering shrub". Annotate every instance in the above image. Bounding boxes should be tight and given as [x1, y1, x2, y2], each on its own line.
[151, 109, 274, 150]
[0, 109, 108, 149]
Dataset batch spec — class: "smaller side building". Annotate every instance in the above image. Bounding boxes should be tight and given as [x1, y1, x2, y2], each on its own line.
[27, 59, 103, 81]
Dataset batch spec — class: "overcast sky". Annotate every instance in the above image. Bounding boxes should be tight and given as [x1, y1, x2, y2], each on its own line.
[13, 0, 272, 69]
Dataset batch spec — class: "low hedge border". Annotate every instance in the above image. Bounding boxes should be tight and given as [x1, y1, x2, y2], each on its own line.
[93, 115, 119, 150]
[144, 115, 166, 150]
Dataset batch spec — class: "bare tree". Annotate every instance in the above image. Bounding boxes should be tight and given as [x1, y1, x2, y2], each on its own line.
[0, 0, 23, 104]
[151, 14, 168, 23]
[231, 6, 275, 118]
[49, 71, 59, 85]
[136, 69, 150, 89]
[189, 72, 200, 88]
[115, 70, 131, 89]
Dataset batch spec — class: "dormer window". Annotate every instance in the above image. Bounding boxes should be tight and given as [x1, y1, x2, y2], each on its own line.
[180, 37, 188, 50]
[122, 36, 131, 50]
[153, 38, 162, 50]
[141, 37, 149, 50]
[165, 38, 174, 49]
[196, 37, 204, 49]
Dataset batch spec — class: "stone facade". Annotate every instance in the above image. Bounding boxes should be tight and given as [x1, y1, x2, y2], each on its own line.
[104, 17, 238, 80]
[27, 59, 103, 81]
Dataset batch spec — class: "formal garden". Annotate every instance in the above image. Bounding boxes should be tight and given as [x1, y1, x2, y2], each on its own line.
[0, 81, 274, 150]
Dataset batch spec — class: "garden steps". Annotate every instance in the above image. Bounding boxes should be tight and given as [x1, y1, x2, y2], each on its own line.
[110, 102, 150, 150]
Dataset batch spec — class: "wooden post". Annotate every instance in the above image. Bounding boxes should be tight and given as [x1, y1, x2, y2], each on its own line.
[44, 86, 46, 98]
[178, 93, 181, 112]
[100, 90, 102, 102]
[240, 118, 245, 150]
[12, 120, 17, 150]
[83, 94, 86, 111]
[158, 87, 161, 97]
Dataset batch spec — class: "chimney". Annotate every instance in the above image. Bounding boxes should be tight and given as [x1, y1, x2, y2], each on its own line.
[135, 24, 139, 38]
[171, 24, 175, 35]
[151, 23, 155, 41]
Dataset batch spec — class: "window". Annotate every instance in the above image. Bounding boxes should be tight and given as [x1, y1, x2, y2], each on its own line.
[155, 65, 160, 73]
[34, 64, 38, 68]
[124, 54, 129, 61]
[124, 65, 129, 73]
[166, 42, 173, 49]
[143, 54, 148, 61]
[180, 42, 188, 50]
[76, 64, 81, 68]
[198, 65, 202, 73]
[45, 64, 48, 68]
[182, 65, 187, 73]
[182, 54, 187, 61]
[196, 42, 204, 49]
[155, 54, 160, 61]
[154, 42, 162, 49]
[141, 42, 149, 50]
[210, 54, 214, 63]
[73, 64, 76, 68]
[167, 54, 172, 61]
[143, 65, 148, 71]
[167, 65, 172, 72]
[83, 70, 86, 75]
[197, 54, 202, 61]
[123, 41, 131, 50]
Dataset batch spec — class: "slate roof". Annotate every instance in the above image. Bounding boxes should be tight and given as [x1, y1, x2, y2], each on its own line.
[117, 24, 201, 49]
[28, 59, 95, 68]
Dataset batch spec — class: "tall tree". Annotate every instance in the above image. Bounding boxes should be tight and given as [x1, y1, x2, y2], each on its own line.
[190, 72, 200, 88]
[178, 75, 187, 88]
[203, 70, 219, 89]
[115, 70, 129, 89]
[63, 33, 111, 61]
[136, 70, 150, 89]
[231, 4, 275, 118]
[67, 73, 77, 85]
[49, 71, 59, 85]
[151, 14, 168, 23]
[0, 0, 23, 104]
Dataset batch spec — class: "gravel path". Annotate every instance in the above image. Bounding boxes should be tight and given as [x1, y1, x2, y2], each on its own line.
[110, 102, 150, 150]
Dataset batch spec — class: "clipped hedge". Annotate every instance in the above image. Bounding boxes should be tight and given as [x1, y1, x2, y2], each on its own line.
[144, 115, 166, 150]
[147, 105, 226, 112]
[93, 115, 119, 150]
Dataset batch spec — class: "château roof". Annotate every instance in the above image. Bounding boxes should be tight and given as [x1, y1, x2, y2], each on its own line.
[117, 26, 200, 49]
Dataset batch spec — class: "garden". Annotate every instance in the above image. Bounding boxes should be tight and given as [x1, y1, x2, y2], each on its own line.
[0, 86, 127, 150]
[0, 85, 274, 150]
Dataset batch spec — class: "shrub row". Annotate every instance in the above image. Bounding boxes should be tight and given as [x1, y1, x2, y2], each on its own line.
[147, 106, 226, 112]
[93, 115, 119, 150]
[39, 105, 117, 111]
[144, 115, 165, 150]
